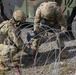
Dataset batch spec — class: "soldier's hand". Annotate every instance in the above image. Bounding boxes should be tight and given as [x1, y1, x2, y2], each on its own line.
[62, 30, 67, 33]
[61, 26, 67, 33]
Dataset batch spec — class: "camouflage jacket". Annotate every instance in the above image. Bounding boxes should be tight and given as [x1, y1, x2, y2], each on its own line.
[0, 19, 23, 50]
[34, 1, 67, 32]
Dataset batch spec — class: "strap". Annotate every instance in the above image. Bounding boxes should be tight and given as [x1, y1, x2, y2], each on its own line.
[8, 37, 20, 51]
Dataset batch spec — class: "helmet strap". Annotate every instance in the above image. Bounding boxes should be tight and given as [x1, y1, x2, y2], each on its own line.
[12, 17, 21, 26]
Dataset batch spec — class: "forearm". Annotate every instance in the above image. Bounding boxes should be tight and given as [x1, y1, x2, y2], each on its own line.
[34, 17, 41, 32]
[60, 19, 68, 31]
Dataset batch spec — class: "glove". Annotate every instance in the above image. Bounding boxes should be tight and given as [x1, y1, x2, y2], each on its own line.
[61, 26, 67, 33]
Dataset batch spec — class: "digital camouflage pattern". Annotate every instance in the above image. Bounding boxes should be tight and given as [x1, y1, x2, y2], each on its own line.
[13, 10, 26, 22]
[0, 10, 26, 70]
[34, 1, 67, 31]
[33, 1, 68, 58]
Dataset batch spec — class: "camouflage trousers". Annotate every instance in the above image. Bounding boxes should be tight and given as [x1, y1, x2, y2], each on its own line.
[0, 44, 17, 63]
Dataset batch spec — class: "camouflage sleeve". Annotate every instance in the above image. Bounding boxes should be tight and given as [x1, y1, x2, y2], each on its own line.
[0, 21, 8, 29]
[55, 6, 67, 31]
[8, 25, 24, 50]
[0, 21, 9, 35]
[34, 7, 41, 31]
[13, 32, 23, 50]
[0, 23, 4, 29]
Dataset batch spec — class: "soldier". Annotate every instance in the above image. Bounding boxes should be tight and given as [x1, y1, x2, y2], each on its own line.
[33, 1, 69, 58]
[0, 10, 27, 70]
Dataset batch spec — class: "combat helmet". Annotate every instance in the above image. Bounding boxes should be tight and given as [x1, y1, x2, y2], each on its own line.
[40, 1, 57, 18]
[13, 10, 26, 22]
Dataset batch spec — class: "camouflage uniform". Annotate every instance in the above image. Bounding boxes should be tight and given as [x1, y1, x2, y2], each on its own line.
[33, 1, 68, 58]
[0, 10, 26, 70]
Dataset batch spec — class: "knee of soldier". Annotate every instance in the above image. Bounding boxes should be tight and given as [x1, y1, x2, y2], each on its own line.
[9, 46, 18, 54]
[0, 44, 17, 56]
[0, 44, 9, 56]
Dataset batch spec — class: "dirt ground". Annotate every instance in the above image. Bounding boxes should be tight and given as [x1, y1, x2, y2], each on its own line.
[0, 28, 76, 75]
